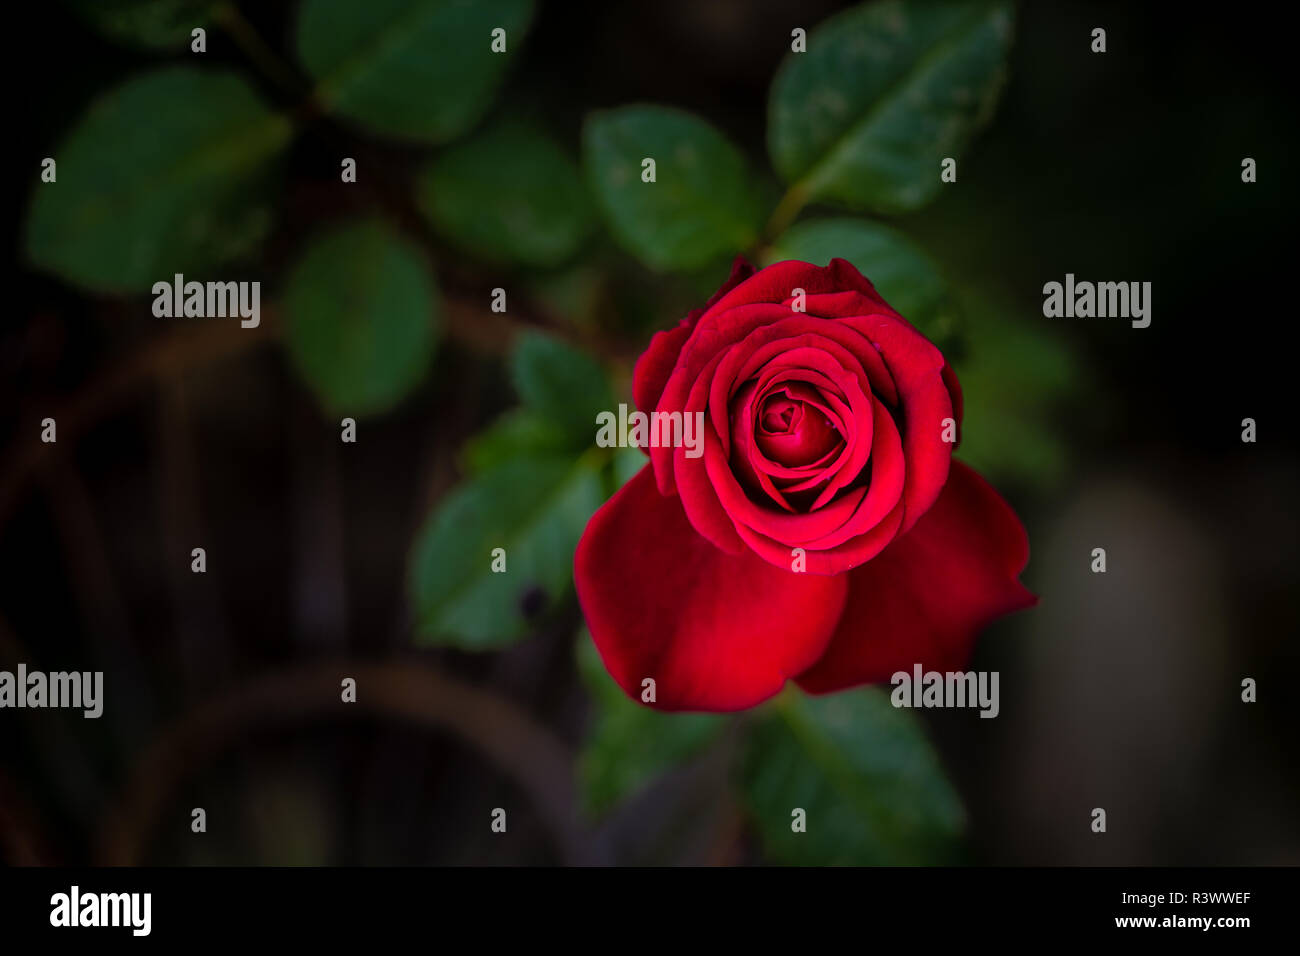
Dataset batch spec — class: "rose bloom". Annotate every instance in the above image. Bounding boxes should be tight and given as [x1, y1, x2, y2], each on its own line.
[575, 258, 1035, 711]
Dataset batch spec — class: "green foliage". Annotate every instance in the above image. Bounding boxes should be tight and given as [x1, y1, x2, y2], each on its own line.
[460, 327, 618, 475]
[283, 219, 440, 417]
[460, 409, 572, 476]
[953, 292, 1079, 488]
[741, 689, 966, 865]
[38, 0, 1035, 862]
[410, 454, 604, 649]
[768, 0, 1013, 213]
[296, 0, 534, 144]
[765, 217, 960, 353]
[611, 446, 647, 488]
[25, 67, 290, 292]
[577, 638, 726, 816]
[64, 0, 214, 49]
[509, 331, 616, 442]
[415, 119, 595, 268]
[583, 105, 765, 271]
[411, 332, 618, 647]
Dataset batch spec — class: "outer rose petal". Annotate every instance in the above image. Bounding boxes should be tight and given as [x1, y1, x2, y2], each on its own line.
[795, 462, 1036, 694]
[941, 360, 963, 446]
[576, 465, 848, 712]
[706, 257, 891, 316]
[632, 258, 756, 421]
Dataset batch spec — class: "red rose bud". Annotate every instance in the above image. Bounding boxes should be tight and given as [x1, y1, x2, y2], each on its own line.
[575, 258, 1036, 712]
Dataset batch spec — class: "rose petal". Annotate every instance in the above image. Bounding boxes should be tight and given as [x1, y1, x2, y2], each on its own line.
[807, 293, 954, 532]
[754, 385, 844, 469]
[941, 360, 963, 446]
[576, 465, 848, 711]
[730, 383, 799, 512]
[795, 462, 1037, 694]
[675, 353, 749, 553]
[704, 394, 904, 560]
[803, 395, 904, 539]
[633, 257, 756, 421]
[734, 498, 906, 575]
[707, 258, 892, 317]
[653, 302, 793, 494]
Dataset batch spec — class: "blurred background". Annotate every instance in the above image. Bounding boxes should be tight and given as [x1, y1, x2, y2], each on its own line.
[3, 0, 1297, 865]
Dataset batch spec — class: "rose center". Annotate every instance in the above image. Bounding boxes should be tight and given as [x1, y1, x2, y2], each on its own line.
[754, 388, 841, 467]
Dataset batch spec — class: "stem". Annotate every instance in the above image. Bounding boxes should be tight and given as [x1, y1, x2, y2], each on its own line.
[213, 2, 306, 99]
[96, 659, 592, 865]
[0, 289, 635, 539]
[771, 684, 802, 720]
[0, 770, 51, 865]
[0, 321, 275, 533]
[763, 180, 811, 244]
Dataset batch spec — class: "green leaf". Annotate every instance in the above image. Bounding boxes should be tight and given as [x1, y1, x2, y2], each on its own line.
[612, 446, 647, 488]
[25, 67, 290, 293]
[461, 408, 573, 476]
[283, 219, 440, 417]
[461, 331, 614, 475]
[765, 217, 960, 351]
[410, 454, 604, 648]
[583, 105, 765, 271]
[953, 292, 1078, 488]
[64, 0, 215, 49]
[510, 331, 615, 443]
[768, 0, 1013, 213]
[741, 689, 965, 865]
[415, 119, 595, 268]
[296, 0, 534, 144]
[577, 637, 726, 816]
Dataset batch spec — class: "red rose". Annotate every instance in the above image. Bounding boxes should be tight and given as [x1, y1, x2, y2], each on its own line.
[575, 258, 1035, 711]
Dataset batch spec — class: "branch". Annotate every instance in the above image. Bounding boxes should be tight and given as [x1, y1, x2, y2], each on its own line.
[95, 659, 592, 865]
[761, 180, 811, 245]
[0, 284, 636, 537]
[0, 321, 276, 531]
[0, 771, 52, 866]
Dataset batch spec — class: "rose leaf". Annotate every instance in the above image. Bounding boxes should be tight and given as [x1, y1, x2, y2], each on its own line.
[24, 66, 290, 293]
[510, 331, 616, 446]
[296, 0, 534, 144]
[461, 409, 574, 477]
[409, 453, 604, 649]
[62, 0, 216, 50]
[283, 219, 441, 418]
[768, 0, 1014, 214]
[952, 291, 1080, 489]
[415, 118, 596, 269]
[583, 105, 766, 272]
[577, 635, 727, 818]
[741, 688, 966, 864]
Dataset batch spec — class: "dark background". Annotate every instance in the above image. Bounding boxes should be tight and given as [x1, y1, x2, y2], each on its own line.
[3, 0, 1297, 865]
